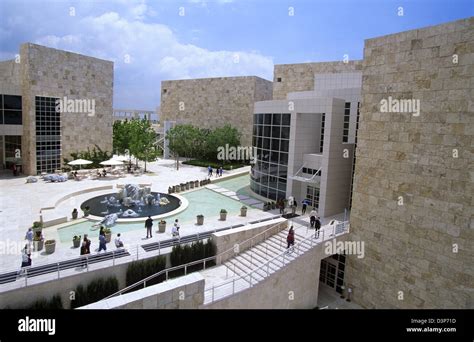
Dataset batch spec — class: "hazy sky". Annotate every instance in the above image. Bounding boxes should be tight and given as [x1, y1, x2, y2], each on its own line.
[1, 0, 472, 110]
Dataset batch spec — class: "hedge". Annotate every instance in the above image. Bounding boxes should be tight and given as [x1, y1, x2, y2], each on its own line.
[125, 255, 167, 292]
[70, 276, 119, 309]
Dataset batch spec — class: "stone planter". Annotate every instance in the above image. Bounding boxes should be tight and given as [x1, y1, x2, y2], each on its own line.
[158, 222, 166, 233]
[185, 182, 190, 190]
[105, 232, 112, 243]
[196, 215, 204, 225]
[72, 211, 78, 219]
[220, 212, 227, 221]
[175, 185, 181, 193]
[73, 238, 81, 248]
[32, 227, 42, 236]
[33, 239, 44, 252]
[194, 180, 199, 187]
[240, 207, 247, 217]
[45, 241, 56, 254]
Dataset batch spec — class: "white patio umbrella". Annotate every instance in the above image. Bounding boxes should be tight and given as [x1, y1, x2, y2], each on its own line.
[100, 159, 125, 166]
[112, 155, 129, 162]
[68, 159, 92, 170]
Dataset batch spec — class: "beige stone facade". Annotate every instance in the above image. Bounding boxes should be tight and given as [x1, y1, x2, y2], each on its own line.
[273, 61, 363, 100]
[0, 43, 114, 175]
[346, 17, 474, 308]
[160, 76, 272, 146]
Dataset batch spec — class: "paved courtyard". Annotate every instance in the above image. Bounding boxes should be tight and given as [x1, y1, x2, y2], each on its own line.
[0, 159, 270, 274]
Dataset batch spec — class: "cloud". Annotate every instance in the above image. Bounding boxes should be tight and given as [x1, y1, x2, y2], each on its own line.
[1, 0, 272, 109]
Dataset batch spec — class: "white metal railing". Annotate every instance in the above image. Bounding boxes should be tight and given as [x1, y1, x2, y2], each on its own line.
[102, 217, 288, 299]
[204, 221, 350, 304]
[0, 216, 283, 291]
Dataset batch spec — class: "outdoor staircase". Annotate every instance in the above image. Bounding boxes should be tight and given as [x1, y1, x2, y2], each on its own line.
[202, 220, 348, 304]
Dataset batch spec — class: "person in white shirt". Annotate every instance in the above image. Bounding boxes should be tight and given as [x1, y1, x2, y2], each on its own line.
[115, 233, 124, 248]
[172, 219, 180, 237]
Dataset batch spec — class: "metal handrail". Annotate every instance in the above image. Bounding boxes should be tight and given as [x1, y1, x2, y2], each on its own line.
[1, 216, 285, 291]
[102, 218, 289, 299]
[205, 221, 350, 304]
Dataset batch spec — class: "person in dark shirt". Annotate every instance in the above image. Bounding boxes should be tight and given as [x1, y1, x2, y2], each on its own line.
[145, 216, 153, 238]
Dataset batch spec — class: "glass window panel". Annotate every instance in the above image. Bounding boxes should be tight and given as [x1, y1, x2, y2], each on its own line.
[279, 153, 288, 165]
[271, 126, 280, 139]
[264, 113, 272, 125]
[280, 139, 289, 152]
[4, 95, 22, 110]
[272, 113, 281, 125]
[262, 138, 270, 150]
[271, 139, 279, 151]
[257, 114, 264, 125]
[282, 113, 291, 126]
[263, 126, 271, 137]
[281, 126, 290, 139]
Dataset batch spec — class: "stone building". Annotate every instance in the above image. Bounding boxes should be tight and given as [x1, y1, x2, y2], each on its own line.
[160, 76, 273, 146]
[346, 17, 473, 308]
[0, 43, 113, 175]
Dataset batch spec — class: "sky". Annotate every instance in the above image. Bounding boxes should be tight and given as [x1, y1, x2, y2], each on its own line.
[0, 0, 473, 110]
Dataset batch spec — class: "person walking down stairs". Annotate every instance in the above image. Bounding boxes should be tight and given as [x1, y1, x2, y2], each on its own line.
[286, 226, 295, 251]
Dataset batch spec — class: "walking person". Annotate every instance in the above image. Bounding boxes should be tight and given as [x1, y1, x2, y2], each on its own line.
[25, 228, 33, 250]
[291, 198, 297, 215]
[207, 165, 212, 177]
[145, 215, 153, 239]
[172, 219, 180, 238]
[80, 241, 89, 268]
[18, 245, 31, 276]
[98, 233, 107, 252]
[301, 199, 309, 215]
[278, 199, 285, 215]
[219, 166, 223, 177]
[314, 216, 321, 239]
[286, 226, 295, 250]
[309, 209, 318, 228]
[83, 234, 91, 254]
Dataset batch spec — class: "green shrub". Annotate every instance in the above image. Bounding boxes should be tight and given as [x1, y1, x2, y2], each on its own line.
[70, 276, 119, 309]
[169, 238, 216, 277]
[25, 295, 63, 310]
[125, 255, 167, 290]
[63, 145, 112, 170]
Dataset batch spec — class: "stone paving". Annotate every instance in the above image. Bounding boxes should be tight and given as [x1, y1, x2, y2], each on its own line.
[0, 159, 266, 274]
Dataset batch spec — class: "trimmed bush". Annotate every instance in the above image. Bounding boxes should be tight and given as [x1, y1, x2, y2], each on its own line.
[25, 295, 63, 310]
[169, 238, 216, 278]
[70, 276, 119, 309]
[125, 255, 167, 291]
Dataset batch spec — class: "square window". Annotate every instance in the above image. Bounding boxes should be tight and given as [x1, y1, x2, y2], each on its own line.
[272, 113, 281, 125]
[276, 77, 282, 82]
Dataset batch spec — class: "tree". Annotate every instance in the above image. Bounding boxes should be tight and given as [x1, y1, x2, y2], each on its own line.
[203, 124, 241, 162]
[129, 119, 160, 172]
[166, 124, 204, 170]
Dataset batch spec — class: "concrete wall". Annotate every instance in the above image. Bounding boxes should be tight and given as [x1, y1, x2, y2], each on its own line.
[273, 61, 363, 100]
[346, 17, 474, 309]
[212, 217, 288, 264]
[202, 233, 350, 309]
[160, 76, 272, 146]
[0, 60, 21, 95]
[80, 273, 205, 309]
[19, 43, 114, 174]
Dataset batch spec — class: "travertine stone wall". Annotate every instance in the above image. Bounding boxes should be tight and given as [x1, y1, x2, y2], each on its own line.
[160, 76, 272, 146]
[0, 60, 21, 95]
[20, 43, 114, 174]
[273, 61, 363, 100]
[346, 17, 474, 308]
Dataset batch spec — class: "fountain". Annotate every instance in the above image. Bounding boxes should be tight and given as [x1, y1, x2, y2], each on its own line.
[81, 184, 181, 220]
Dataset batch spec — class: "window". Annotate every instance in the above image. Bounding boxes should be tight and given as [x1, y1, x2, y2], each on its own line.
[276, 77, 282, 82]
[162, 89, 167, 94]
[319, 113, 325, 153]
[343, 102, 351, 143]
[0, 94, 22, 125]
[35, 96, 61, 174]
[306, 185, 320, 208]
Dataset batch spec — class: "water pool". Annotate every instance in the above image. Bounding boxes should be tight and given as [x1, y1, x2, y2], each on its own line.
[57, 188, 244, 243]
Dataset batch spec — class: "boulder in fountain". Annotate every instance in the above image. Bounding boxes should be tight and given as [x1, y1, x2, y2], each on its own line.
[122, 209, 139, 218]
[100, 213, 118, 228]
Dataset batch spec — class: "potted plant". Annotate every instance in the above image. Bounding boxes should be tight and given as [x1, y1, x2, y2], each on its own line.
[33, 231, 44, 252]
[240, 206, 248, 217]
[45, 239, 56, 254]
[196, 214, 204, 225]
[194, 180, 199, 187]
[72, 235, 81, 248]
[220, 209, 227, 221]
[158, 220, 166, 233]
[72, 208, 78, 219]
[104, 228, 112, 243]
[32, 221, 43, 235]
[190, 181, 195, 189]
[175, 185, 181, 193]
[185, 182, 190, 190]
[82, 206, 90, 217]
[271, 202, 276, 210]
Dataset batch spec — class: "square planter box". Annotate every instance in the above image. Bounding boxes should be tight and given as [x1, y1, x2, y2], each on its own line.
[45, 242, 56, 254]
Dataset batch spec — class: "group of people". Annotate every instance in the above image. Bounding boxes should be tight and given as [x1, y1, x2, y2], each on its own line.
[96, 169, 108, 177]
[145, 216, 180, 239]
[207, 166, 223, 178]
